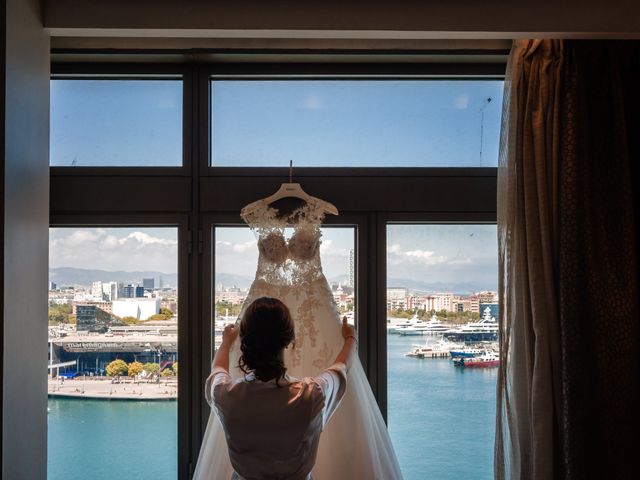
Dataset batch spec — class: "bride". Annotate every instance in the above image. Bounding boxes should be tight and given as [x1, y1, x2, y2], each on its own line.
[193, 184, 403, 479]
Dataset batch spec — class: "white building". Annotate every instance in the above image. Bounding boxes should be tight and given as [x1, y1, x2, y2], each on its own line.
[101, 281, 119, 301]
[112, 298, 161, 321]
[91, 281, 104, 300]
[423, 293, 456, 312]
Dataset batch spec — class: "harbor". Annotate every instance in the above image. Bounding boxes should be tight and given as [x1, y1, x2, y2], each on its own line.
[391, 307, 500, 368]
[48, 331, 497, 480]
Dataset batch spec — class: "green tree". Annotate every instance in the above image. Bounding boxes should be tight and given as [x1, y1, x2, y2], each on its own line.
[121, 316, 139, 325]
[172, 362, 178, 375]
[143, 362, 160, 374]
[146, 313, 168, 321]
[48, 303, 73, 324]
[106, 359, 129, 377]
[161, 367, 175, 377]
[48, 310, 66, 324]
[128, 361, 144, 377]
[214, 301, 242, 318]
[159, 307, 174, 317]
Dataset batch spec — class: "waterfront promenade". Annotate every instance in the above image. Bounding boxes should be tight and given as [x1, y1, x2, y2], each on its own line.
[48, 377, 177, 400]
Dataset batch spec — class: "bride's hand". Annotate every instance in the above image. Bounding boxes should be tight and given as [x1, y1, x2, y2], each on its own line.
[222, 324, 239, 345]
[341, 317, 357, 341]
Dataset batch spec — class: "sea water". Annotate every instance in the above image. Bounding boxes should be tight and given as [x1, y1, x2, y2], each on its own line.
[47, 398, 177, 480]
[388, 333, 496, 479]
[48, 334, 496, 479]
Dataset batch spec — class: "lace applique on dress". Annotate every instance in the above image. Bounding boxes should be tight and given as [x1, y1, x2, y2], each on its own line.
[240, 198, 327, 288]
[239, 197, 331, 366]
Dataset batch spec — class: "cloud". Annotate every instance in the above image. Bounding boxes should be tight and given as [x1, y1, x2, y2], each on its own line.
[215, 239, 257, 253]
[405, 249, 435, 259]
[302, 94, 323, 110]
[50, 229, 178, 273]
[387, 244, 468, 267]
[453, 94, 470, 110]
[320, 239, 350, 257]
[448, 257, 473, 265]
[120, 231, 177, 247]
[387, 244, 403, 255]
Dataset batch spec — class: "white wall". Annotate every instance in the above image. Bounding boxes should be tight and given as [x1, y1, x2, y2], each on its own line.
[112, 299, 161, 321]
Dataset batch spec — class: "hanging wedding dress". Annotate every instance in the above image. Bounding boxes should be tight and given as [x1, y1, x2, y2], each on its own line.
[193, 196, 403, 480]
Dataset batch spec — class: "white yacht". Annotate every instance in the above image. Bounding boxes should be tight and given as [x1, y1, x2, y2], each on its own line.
[398, 314, 450, 336]
[387, 314, 424, 334]
[444, 307, 499, 342]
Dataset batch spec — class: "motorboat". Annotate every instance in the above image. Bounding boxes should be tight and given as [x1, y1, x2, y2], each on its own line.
[406, 337, 460, 359]
[449, 347, 486, 358]
[453, 351, 500, 367]
[405, 344, 433, 358]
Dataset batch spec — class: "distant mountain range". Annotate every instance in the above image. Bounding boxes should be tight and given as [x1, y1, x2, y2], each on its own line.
[50, 267, 495, 295]
[214, 273, 255, 290]
[387, 277, 496, 295]
[49, 267, 177, 288]
[215, 273, 493, 295]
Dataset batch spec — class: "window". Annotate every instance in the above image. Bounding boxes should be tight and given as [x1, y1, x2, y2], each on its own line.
[211, 80, 503, 168]
[50, 79, 183, 167]
[48, 227, 179, 480]
[213, 225, 357, 350]
[386, 224, 498, 479]
[50, 60, 504, 480]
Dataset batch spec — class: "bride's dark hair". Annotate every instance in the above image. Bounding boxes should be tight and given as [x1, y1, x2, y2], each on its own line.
[238, 297, 295, 384]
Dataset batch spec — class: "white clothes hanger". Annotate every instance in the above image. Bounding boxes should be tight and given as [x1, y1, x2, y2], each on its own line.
[247, 160, 338, 216]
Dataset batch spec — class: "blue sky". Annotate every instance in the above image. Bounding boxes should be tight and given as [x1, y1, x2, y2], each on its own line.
[50, 80, 182, 167]
[51, 79, 503, 168]
[212, 80, 503, 168]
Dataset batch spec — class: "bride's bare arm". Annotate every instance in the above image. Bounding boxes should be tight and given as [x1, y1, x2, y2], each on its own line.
[333, 317, 357, 366]
[213, 324, 239, 372]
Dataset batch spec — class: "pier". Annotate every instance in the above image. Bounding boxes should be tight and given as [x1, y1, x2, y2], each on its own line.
[48, 377, 177, 401]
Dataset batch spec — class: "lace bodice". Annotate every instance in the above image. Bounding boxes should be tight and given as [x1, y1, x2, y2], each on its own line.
[240, 198, 327, 286]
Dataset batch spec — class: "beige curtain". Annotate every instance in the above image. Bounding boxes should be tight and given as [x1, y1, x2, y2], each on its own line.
[496, 39, 640, 479]
[495, 40, 564, 480]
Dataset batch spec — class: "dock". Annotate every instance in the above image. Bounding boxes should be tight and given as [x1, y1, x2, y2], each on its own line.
[48, 378, 177, 401]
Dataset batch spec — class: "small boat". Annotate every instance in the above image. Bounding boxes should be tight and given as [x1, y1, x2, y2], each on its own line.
[405, 345, 433, 358]
[449, 347, 485, 358]
[405, 337, 458, 359]
[453, 351, 500, 368]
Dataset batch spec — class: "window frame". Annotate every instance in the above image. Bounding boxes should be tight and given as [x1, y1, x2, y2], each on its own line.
[49, 213, 191, 479]
[50, 63, 193, 175]
[49, 57, 503, 479]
